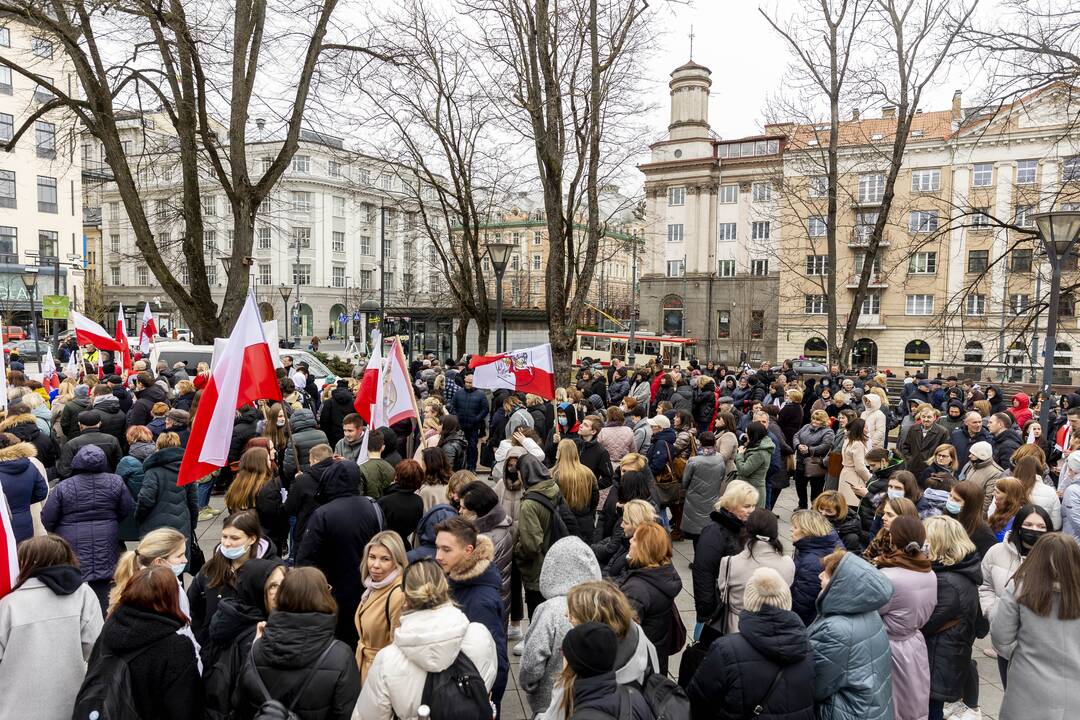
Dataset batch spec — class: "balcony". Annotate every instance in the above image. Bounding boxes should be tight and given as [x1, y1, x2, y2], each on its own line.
[848, 228, 891, 248]
[846, 273, 888, 288]
[851, 195, 883, 208]
[856, 314, 887, 330]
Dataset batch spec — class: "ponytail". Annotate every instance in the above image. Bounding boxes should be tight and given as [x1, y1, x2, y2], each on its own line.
[109, 528, 185, 615]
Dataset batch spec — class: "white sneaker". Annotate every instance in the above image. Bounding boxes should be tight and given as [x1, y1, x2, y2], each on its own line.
[956, 707, 983, 720]
[513, 642, 524, 656]
[943, 701, 964, 719]
[507, 625, 522, 641]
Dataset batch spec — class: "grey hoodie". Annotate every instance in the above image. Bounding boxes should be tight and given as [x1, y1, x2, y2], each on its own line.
[518, 536, 601, 714]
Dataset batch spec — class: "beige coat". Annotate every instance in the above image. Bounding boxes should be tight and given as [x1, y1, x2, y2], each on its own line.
[717, 544, 796, 633]
[839, 439, 871, 507]
[418, 482, 450, 513]
[355, 581, 406, 685]
[716, 431, 738, 477]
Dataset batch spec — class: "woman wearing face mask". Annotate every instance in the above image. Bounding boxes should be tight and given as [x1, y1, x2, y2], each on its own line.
[867, 470, 924, 538]
[948, 480, 997, 558]
[262, 402, 288, 457]
[354, 531, 408, 684]
[863, 497, 919, 566]
[225, 445, 288, 555]
[187, 510, 275, 647]
[979, 504, 1053, 686]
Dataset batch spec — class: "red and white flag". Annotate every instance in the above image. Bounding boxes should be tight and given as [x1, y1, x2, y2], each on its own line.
[469, 343, 556, 400]
[352, 330, 382, 423]
[70, 310, 123, 352]
[114, 304, 132, 378]
[178, 294, 282, 486]
[374, 338, 420, 428]
[139, 303, 157, 355]
[0, 322, 8, 413]
[41, 347, 59, 391]
[0, 486, 18, 600]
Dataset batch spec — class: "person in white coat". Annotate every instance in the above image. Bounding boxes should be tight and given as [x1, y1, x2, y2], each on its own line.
[0, 534, 103, 720]
[861, 392, 887, 452]
[353, 558, 497, 720]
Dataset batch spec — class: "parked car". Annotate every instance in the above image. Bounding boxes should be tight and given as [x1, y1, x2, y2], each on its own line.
[791, 359, 829, 376]
[5, 339, 49, 361]
[149, 342, 335, 393]
[2, 326, 27, 343]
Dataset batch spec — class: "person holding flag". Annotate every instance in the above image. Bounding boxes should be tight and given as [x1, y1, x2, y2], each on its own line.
[114, 304, 132, 379]
[138, 302, 157, 355]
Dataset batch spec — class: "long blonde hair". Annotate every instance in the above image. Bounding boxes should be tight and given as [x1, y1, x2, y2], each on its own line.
[225, 447, 272, 512]
[360, 531, 408, 584]
[554, 439, 595, 512]
[109, 528, 186, 614]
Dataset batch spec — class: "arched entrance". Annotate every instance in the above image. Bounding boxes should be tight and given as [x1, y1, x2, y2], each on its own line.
[294, 303, 313, 338]
[804, 337, 828, 362]
[329, 303, 347, 339]
[904, 339, 931, 367]
[850, 338, 877, 368]
[258, 302, 275, 322]
[661, 295, 684, 335]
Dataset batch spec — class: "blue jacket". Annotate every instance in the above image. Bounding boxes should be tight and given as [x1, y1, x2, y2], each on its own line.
[0, 441, 47, 542]
[405, 503, 458, 563]
[447, 534, 508, 708]
[450, 387, 489, 430]
[791, 531, 843, 626]
[646, 428, 676, 476]
[808, 553, 894, 720]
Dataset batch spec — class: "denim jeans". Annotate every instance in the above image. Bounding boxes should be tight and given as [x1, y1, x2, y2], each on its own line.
[197, 480, 213, 510]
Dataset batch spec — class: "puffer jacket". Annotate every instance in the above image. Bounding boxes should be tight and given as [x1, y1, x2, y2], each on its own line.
[671, 384, 693, 414]
[58, 394, 89, 441]
[449, 387, 489, 430]
[0, 413, 58, 471]
[692, 384, 717, 426]
[439, 428, 467, 471]
[878, 566, 938, 720]
[473, 503, 514, 622]
[229, 611, 359, 720]
[693, 508, 744, 622]
[519, 537, 602, 714]
[861, 393, 887, 451]
[40, 445, 133, 582]
[681, 452, 729, 536]
[597, 424, 635, 468]
[227, 406, 260, 472]
[735, 436, 775, 507]
[617, 562, 683, 660]
[0, 441, 47, 542]
[352, 603, 497, 720]
[283, 409, 329, 480]
[792, 531, 843, 625]
[126, 382, 168, 427]
[978, 539, 1022, 621]
[405, 503, 458, 563]
[688, 604, 815, 720]
[808, 552, 894, 720]
[135, 446, 198, 539]
[922, 552, 982, 703]
[93, 394, 127, 449]
[990, 426, 1022, 471]
[446, 534, 508, 707]
[318, 386, 355, 447]
[831, 513, 867, 554]
[793, 422, 834, 475]
[116, 441, 156, 541]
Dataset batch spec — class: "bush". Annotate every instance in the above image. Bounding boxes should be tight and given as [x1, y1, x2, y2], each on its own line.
[312, 350, 355, 379]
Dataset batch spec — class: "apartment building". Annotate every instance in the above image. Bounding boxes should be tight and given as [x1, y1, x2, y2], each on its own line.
[638, 60, 781, 365]
[0, 20, 85, 331]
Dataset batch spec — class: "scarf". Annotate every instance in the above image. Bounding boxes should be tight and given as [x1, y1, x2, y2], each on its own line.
[361, 568, 401, 603]
[700, 447, 716, 456]
[875, 542, 933, 573]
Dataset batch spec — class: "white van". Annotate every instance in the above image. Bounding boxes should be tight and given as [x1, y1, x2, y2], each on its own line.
[148, 341, 337, 394]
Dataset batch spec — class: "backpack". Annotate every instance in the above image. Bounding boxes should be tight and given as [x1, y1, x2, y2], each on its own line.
[246, 640, 336, 720]
[71, 648, 143, 720]
[638, 667, 691, 720]
[524, 491, 579, 549]
[573, 684, 636, 720]
[420, 649, 493, 720]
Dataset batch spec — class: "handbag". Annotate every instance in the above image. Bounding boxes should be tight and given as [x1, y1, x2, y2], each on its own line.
[803, 454, 826, 479]
[677, 558, 732, 689]
[826, 450, 844, 477]
[654, 443, 684, 506]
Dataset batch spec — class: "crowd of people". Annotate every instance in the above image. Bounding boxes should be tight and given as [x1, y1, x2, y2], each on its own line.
[0, 350, 1078, 720]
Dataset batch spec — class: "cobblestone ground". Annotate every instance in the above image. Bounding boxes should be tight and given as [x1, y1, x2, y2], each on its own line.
[194, 476, 1005, 720]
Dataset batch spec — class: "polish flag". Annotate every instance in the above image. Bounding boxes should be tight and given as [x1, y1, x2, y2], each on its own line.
[64, 350, 79, 383]
[352, 330, 382, 423]
[0, 486, 18, 599]
[115, 304, 132, 378]
[469, 343, 556, 400]
[373, 337, 420, 428]
[0, 322, 7, 413]
[139, 303, 157, 355]
[70, 310, 123, 352]
[41, 348, 59, 391]
[177, 294, 282, 486]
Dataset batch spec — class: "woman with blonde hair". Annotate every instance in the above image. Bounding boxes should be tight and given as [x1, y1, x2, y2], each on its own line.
[790, 508, 842, 624]
[354, 531, 408, 684]
[863, 496, 919, 565]
[353, 558, 497, 719]
[616, 521, 683, 673]
[225, 445, 287, 552]
[691, 479, 757, 639]
[554, 439, 599, 542]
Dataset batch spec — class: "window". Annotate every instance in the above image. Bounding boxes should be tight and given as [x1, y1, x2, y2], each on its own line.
[809, 175, 827, 198]
[135, 267, 148, 285]
[853, 253, 881, 275]
[110, 266, 121, 285]
[966, 294, 986, 316]
[257, 226, 271, 249]
[861, 293, 881, 315]
[258, 195, 271, 215]
[31, 36, 53, 58]
[38, 230, 57, 259]
[292, 191, 312, 212]
[510, 254, 519, 271]
[332, 231, 345, 252]
[203, 230, 217, 255]
[718, 222, 737, 241]
[970, 207, 990, 228]
[360, 235, 371, 255]
[382, 236, 392, 259]
[1015, 204, 1034, 228]
[0, 67, 10, 94]
[718, 259, 735, 277]
[666, 259, 685, 277]
[511, 232, 521, 245]
[328, 160, 342, 177]
[807, 216, 827, 237]
[35, 121, 55, 158]
[909, 210, 939, 233]
[0, 27, 9, 46]
[911, 169, 940, 192]
[1064, 156, 1080, 182]
[1016, 159, 1037, 185]
[202, 194, 216, 216]
[0, 170, 14, 209]
[750, 259, 769, 276]
[382, 271, 394, 291]
[972, 163, 993, 187]
[333, 196, 345, 217]
[1010, 294, 1030, 314]
[258, 264, 272, 285]
[0, 113, 11, 141]
[717, 310, 730, 338]
[750, 310, 765, 339]
[806, 254, 829, 275]
[532, 254, 541, 270]
[752, 182, 772, 202]
[293, 263, 311, 286]
[905, 252, 935, 274]
[751, 221, 770, 240]
[291, 226, 311, 249]
[0, 226, 15, 255]
[805, 294, 827, 314]
[859, 173, 884, 203]
[260, 157, 273, 174]
[381, 174, 393, 191]
[1061, 293, 1076, 317]
[359, 169, 371, 185]
[292, 155, 310, 173]
[668, 186, 685, 206]
[967, 249, 989, 273]
[360, 270, 373, 290]
[719, 184, 738, 203]
[667, 224, 684, 243]
[533, 231, 542, 245]
[332, 266, 346, 288]
[1011, 248, 1032, 272]
[109, 233, 120, 253]
[906, 294, 934, 315]
[36, 176, 57, 213]
[34, 75, 53, 102]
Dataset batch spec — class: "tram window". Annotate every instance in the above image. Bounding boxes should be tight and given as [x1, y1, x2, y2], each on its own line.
[579, 335, 594, 350]
[611, 341, 626, 359]
[645, 340, 660, 357]
[670, 345, 682, 363]
[594, 337, 611, 352]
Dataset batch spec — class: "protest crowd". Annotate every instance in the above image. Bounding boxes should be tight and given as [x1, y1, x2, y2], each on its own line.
[1, 319, 1078, 720]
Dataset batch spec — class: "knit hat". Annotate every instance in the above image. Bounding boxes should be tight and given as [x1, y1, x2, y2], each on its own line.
[1067, 451, 1080, 474]
[166, 409, 190, 426]
[649, 414, 671, 430]
[970, 441, 993, 462]
[74, 384, 89, 399]
[743, 567, 792, 612]
[561, 622, 617, 679]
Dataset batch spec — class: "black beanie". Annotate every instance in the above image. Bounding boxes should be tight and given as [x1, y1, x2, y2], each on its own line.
[561, 622, 617, 679]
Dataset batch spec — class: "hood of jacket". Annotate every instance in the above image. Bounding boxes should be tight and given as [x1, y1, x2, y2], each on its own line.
[1012, 392, 1030, 410]
[863, 393, 881, 412]
[795, 530, 842, 557]
[210, 558, 285, 645]
[257, 610, 337, 667]
[518, 453, 551, 488]
[0, 440, 36, 463]
[330, 386, 354, 407]
[749, 435, 776, 455]
[473, 504, 511, 535]
[101, 604, 184, 655]
[94, 394, 121, 413]
[316, 460, 362, 502]
[289, 408, 317, 432]
[71, 444, 109, 473]
[627, 562, 682, 600]
[652, 427, 676, 446]
[539, 536, 602, 599]
[817, 552, 893, 617]
[739, 604, 812, 665]
[829, 514, 862, 539]
[128, 441, 157, 462]
[143, 445, 185, 472]
[237, 405, 260, 426]
[0, 413, 41, 437]
[24, 564, 83, 595]
[932, 550, 982, 586]
[135, 383, 168, 405]
[394, 603, 475, 672]
[447, 534, 500, 589]
[708, 507, 744, 534]
[416, 503, 458, 549]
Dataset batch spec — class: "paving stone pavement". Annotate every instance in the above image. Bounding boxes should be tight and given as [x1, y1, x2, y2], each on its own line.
[193, 479, 1004, 720]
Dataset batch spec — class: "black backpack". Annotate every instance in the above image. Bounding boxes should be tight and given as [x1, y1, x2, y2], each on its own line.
[71, 648, 142, 720]
[420, 650, 492, 720]
[572, 685, 636, 720]
[524, 491, 579, 549]
[639, 667, 690, 720]
[247, 640, 336, 720]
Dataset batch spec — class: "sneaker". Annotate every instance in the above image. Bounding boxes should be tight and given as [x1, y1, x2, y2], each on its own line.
[513, 642, 524, 656]
[197, 507, 217, 522]
[943, 701, 964, 719]
[507, 625, 523, 641]
[956, 707, 982, 720]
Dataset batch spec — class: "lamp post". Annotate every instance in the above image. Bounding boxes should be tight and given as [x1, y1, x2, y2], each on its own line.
[277, 284, 292, 348]
[1032, 210, 1080, 444]
[628, 235, 640, 368]
[485, 240, 515, 353]
[21, 266, 40, 366]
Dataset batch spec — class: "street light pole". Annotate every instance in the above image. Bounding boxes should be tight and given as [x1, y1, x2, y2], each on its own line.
[278, 284, 292, 348]
[628, 236, 639, 368]
[485, 240, 515, 354]
[21, 267, 40, 367]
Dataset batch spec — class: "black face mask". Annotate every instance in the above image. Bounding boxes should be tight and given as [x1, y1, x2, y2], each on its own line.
[1018, 527, 1046, 552]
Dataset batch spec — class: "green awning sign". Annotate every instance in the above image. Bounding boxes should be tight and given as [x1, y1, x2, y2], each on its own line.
[42, 295, 69, 320]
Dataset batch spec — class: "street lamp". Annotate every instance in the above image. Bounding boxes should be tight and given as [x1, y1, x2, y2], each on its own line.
[1032, 210, 1080, 443]
[485, 240, 516, 353]
[277, 284, 292, 348]
[21, 267, 40, 366]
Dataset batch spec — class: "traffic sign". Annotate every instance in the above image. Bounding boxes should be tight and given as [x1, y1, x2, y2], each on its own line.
[42, 295, 69, 320]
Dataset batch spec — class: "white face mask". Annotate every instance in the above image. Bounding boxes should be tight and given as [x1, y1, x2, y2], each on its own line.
[169, 562, 187, 577]
[276, 418, 286, 427]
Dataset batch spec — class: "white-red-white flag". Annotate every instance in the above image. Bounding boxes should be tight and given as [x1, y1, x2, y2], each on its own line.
[139, 303, 157, 355]
[373, 337, 420, 428]
[352, 330, 382, 423]
[178, 294, 282, 486]
[0, 318, 8, 413]
[70, 310, 123, 352]
[468, 343, 556, 400]
[41, 347, 58, 391]
[0, 486, 18, 600]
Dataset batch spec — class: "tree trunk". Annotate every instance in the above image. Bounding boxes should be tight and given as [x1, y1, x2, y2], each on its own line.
[475, 314, 491, 357]
[455, 316, 469, 360]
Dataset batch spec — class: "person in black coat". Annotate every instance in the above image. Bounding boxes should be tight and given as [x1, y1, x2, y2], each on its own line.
[55, 411, 122, 478]
[616, 521, 683, 674]
[84, 567, 203, 720]
[574, 417, 614, 490]
[988, 412, 1022, 471]
[789, 510, 843, 626]
[950, 412, 991, 465]
[318, 380, 355, 448]
[91, 385, 128, 449]
[692, 484, 753, 626]
[108, 374, 134, 414]
[228, 567, 360, 720]
[283, 445, 335, 543]
[294, 460, 383, 648]
[687, 568, 815, 720]
[813, 491, 867, 555]
[561, 622, 654, 720]
[125, 372, 168, 427]
[377, 460, 426, 552]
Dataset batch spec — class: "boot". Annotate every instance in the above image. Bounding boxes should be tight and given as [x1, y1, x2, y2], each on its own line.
[669, 503, 685, 541]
